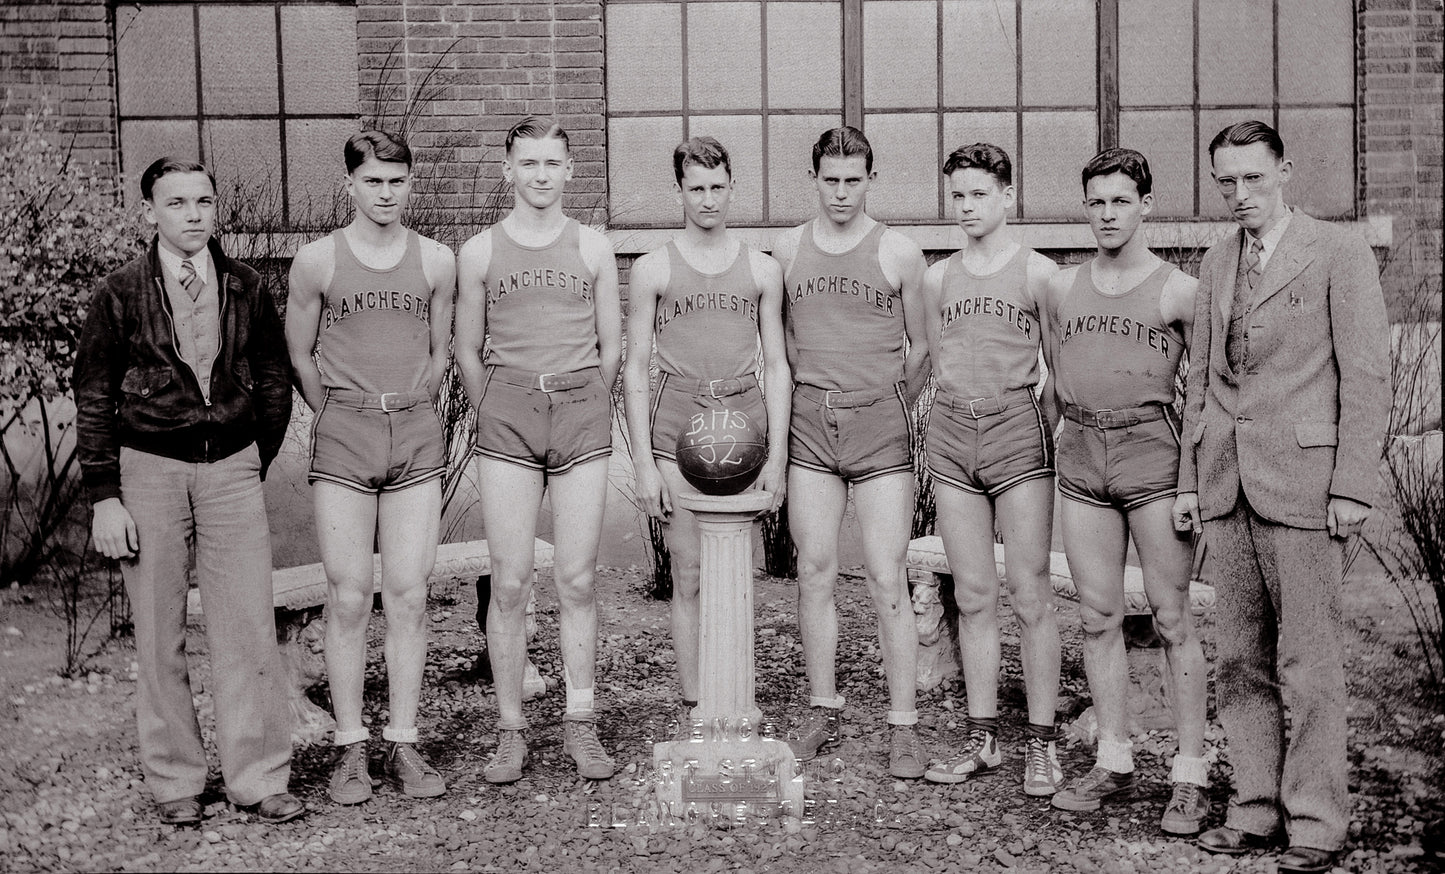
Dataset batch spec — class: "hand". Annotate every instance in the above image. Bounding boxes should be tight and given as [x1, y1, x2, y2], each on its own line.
[757, 457, 787, 513]
[1327, 496, 1370, 539]
[92, 497, 138, 560]
[1172, 492, 1202, 535]
[635, 462, 672, 520]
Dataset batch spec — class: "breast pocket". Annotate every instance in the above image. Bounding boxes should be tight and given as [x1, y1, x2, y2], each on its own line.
[120, 366, 173, 399]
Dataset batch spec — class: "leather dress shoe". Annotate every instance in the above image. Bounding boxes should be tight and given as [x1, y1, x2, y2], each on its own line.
[1278, 845, 1341, 873]
[156, 796, 203, 825]
[1197, 825, 1280, 855]
[245, 792, 306, 824]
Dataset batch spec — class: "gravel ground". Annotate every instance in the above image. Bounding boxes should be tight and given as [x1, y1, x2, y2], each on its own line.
[1, 565, 1441, 873]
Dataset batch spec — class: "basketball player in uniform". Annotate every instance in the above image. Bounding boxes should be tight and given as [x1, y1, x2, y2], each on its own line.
[455, 117, 623, 783]
[772, 127, 930, 778]
[622, 136, 790, 723]
[287, 131, 455, 804]
[918, 144, 1064, 795]
[1043, 149, 1209, 834]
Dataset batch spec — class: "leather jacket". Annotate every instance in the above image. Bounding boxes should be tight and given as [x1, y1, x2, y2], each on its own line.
[73, 237, 293, 503]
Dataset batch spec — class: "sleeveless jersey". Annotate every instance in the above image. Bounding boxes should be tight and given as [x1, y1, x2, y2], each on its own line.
[784, 221, 904, 391]
[654, 241, 761, 380]
[484, 219, 600, 373]
[318, 229, 433, 394]
[1051, 260, 1185, 410]
[934, 246, 1040, 397]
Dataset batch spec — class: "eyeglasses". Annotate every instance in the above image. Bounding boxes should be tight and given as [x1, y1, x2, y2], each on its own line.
[1213, 173, 1270, 194]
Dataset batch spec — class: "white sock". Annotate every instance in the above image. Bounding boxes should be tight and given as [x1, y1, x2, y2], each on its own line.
[1096, 737, 1135, 774]
[334, 728, 369, 747]
[808, 694, 845, 710]
[566, 685, 595, 720]
[382, 725, 418, 744]
[887, 709, 918, 727]
[1170, 754, 1209, 787]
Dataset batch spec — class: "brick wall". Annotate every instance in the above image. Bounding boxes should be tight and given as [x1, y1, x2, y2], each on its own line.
[1360, 0, 1444, 318]
[356, 0, 604, 241]
[0, 0, 115, 171]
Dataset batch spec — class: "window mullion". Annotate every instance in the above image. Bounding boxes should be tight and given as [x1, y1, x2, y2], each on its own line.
[1099, 0, 1119, 151]
[843, 0, 862, 128]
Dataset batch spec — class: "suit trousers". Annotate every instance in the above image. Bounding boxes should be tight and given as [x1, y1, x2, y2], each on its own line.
[1208, 493, 1347, 851]
[119, 444, 291, 805]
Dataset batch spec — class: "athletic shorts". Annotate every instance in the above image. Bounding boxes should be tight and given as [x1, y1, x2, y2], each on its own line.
[309, 389, 445, 494]
[788, 382, 912, 483]
[926, 388, 1053, 497]
[474, 365, 612, 476]
[649, 373, 765, 463]
[1055, 403, 1181, 511]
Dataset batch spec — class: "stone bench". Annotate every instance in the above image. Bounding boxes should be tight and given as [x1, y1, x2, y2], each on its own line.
[188, 537, 555, 746]
[906, 534, 1216, 731]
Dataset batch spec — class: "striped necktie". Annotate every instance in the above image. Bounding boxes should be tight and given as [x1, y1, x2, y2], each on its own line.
[1244, 238, 1263, 292]
[179, 259, 199, 299]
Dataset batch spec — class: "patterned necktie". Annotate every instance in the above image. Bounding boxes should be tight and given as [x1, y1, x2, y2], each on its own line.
[1244, 238, 1263, 292]
[179, 259, 199, 299]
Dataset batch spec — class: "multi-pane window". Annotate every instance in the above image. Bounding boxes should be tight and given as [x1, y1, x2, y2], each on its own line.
[604, 0, 1356, 228]
[114, 2, 360, 224]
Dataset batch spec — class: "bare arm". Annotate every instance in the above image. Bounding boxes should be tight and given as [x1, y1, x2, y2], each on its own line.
[1039, 266, 1074, 433]
[1173, 251, 1217, 535]
[919, 258, 947, 379]
[621, 249, 670, 517]
[883, 230, 931, 405]
[284, 238, 332, 412]
[1026, 252, 1062, 425]
[752, 250, 791, 511]
[420, 237, 457, 402]
[454, 231, 493, 408]
[582, 227, 623, 391]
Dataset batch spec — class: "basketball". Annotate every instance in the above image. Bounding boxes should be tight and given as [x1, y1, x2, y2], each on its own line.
[675, 405, 768, 496]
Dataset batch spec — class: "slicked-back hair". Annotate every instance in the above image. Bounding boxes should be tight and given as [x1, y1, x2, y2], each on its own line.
[345, 130, 412, 174]
[1208, 120, 1285, 161]
[140, 157, 215, 201]
[811, 126, 872, 174]
[1082, 147, 1153, 197]
[673, 136, 732, 183]
[943, 143, 1013, 187]
[506, 116, 569, 155]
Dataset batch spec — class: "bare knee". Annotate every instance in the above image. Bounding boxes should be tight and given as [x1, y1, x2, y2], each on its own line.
[328, 579, 374, 624]
[866, 568, 909, 616]
[1008, 575, 1054, 630]
[382, 581, 426, 622]
[554, 564, 597, 611]
[1150, 605, 1195, 648]
[796, 549, 837, 587]
[1079, 602, 1123, 639]
[490, 575, 532, 615]
[953, 575, 999, 622]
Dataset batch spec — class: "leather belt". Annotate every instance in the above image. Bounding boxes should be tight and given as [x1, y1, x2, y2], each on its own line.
[490, 365, 596, 393]
[795, 382, 900, 409]
[326, 388, 429, 412]
[662, 373, 758, 399]
[936, 387, 1035, 419]
[1062, 402, 1168, 429]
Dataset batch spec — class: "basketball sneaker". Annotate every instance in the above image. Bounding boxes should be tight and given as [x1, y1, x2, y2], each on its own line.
[563, 719, 616, 780]
[786, 706, 840, 761]
[1051, 767, 1136, 811]
[484, 729, 527, 784]
[1022, 737, 1063, 796]
[889, 724, 927, 779]
[924, 728, 1000, 783]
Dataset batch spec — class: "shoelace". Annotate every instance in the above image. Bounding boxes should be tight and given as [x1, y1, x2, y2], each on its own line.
[392, 744, 436, 776]
[892, 726, 922, 759]
[963, 729, 990, 757]
[1077, 766, 1116, 791]
[1024, 739, 1054, 783]
[339, 746, 367, 783]
[569, 724, 609, 760]
[1168, 783, 1203, 811]
[491, 731, 524, 766]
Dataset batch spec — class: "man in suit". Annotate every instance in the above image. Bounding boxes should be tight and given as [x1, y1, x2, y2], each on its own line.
[1173, 121, 1390, 873]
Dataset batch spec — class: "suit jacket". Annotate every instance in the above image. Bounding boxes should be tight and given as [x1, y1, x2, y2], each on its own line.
[1178, 210, 1390, 529]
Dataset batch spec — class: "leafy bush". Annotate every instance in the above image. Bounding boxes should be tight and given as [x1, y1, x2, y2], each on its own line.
[0, 107, 144, 411]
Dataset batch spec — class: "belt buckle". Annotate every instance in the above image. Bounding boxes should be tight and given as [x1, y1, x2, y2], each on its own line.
[537, 372, 559, 393]
[823, 389, 842, 409]
[379, 392, 405, 413]
[1092, 408, 1116, 428]
[966, 397, 989, 419]
[708, 378, 738, 399]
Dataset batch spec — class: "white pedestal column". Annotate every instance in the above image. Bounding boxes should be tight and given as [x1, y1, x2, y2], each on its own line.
[652, 489, 805, 818]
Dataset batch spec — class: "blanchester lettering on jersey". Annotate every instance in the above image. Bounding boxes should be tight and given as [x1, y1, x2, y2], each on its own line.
[322, 289, 431, 330]
[655, 291, 759, 332]
[1059, 313, 1173, 358]
[489, 267, 593, 304]
[940, 295, 1035, 338]
[788, 274, 896, 315]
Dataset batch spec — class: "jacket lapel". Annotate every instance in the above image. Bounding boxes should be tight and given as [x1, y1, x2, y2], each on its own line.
[1215, 229, 1244, 327]
[1252, 210, 1316, 309]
